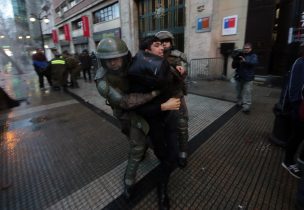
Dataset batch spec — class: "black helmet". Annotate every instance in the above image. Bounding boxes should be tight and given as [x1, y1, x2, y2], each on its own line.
[96, 37, 129, 59]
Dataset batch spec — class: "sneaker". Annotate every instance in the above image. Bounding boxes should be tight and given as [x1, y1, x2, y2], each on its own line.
[281, 162, 302, 179]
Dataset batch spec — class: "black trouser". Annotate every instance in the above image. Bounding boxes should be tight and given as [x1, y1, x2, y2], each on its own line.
[284, 102, 304, 164]
[34, 68, 52, 88]
[147, 111, 179, 184]
[82, 67, 91, 81]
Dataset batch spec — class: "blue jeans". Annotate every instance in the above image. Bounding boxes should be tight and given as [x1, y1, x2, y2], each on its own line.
[236, 80, 253, 108]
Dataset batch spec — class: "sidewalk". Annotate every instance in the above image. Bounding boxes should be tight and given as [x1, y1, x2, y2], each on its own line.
[64, 78, 297, 209]
[0, 69, 299, 210]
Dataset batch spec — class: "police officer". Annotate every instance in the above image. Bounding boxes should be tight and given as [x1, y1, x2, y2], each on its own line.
[155, 31, 189, 168]
[47, 52, 66, 91]
[94, 37, 179, 200]
[62, 50, 81, 88]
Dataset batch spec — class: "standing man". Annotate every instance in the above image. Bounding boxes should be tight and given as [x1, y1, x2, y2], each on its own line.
[281, 42, 304, 179]
[79, 49, 92, 82]
[94, 38, 180, 200]
[232, 43, 258, 113]
[155, 30, 189, 168]
[62, 50, 81, 88]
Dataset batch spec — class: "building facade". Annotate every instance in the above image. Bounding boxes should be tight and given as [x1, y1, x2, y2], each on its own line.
[50, 0, 304, 78]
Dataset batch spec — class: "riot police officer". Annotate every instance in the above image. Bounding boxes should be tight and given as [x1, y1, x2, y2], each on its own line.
[94, 37, 179, 200]
[155, 31, 189, 168]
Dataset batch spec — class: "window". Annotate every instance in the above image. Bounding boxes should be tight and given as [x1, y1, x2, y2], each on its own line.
[93, 3, 120, 24]
[72, 19, 82, 30]
[55, 8, 62, 17]
[62, 3, 68, 12]
[69, 0, 81, 8]
[70, 0, 76, 7]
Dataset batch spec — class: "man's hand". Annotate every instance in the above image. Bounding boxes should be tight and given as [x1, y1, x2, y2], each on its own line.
[161, 98, 181, 111]
[176, 66, 186, 75]
[239, 56, 245, 62]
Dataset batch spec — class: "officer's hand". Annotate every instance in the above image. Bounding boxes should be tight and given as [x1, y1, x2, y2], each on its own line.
[176, 66, 186, 75]
[161, 98, 181, 111]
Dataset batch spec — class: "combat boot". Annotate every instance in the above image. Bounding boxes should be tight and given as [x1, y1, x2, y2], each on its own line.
[123, 183, 134, 200]
[178, 157, 187, 168]
[157, 182, 170, 210]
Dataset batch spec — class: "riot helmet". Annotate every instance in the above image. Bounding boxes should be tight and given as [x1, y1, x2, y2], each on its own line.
[96, 37, 131, 72]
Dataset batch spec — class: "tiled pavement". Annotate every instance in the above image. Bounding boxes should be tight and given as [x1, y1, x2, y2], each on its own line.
[0, 70, 300, 210]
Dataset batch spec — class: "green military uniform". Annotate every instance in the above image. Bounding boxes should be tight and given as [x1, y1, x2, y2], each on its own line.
[95, 38, 158, 199]
[156, 30, 189, 168]
[63, 54, 81, 88]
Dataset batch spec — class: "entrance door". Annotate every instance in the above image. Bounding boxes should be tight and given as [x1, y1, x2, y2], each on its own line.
[245, 0, 277, 75]
[138, 0, 185, 51]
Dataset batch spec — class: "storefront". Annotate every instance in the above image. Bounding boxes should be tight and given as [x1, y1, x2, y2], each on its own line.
[73, 36, 89, 54]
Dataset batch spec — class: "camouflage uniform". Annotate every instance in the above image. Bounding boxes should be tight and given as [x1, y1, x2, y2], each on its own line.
[62, 53, 81, 88]
[95, 38, 157, 199]
[156, 31, 189, 167]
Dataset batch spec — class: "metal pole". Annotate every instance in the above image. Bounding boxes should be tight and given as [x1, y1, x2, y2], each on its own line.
[38, 18, 45, 52]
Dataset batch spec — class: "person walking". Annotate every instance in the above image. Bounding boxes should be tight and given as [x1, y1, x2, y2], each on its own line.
[232, 43, 258, 113]
[281, 42, 304, 179]
[155, 30, 189, 168]
[32, 48, 52, 90]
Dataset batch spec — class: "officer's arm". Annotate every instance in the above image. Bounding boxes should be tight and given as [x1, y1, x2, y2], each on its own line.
[96, 79, 159, 109]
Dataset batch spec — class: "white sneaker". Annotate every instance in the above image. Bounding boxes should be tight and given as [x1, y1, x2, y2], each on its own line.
[281, 162, 302, 179]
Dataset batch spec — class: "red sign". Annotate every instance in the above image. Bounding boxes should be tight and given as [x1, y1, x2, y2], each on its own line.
[64, 24, 71, 41]
[82, 16, 90, 37]
[52, 29, 58, 43]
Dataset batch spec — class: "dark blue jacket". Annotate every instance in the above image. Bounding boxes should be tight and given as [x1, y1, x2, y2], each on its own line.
[232, 52, 258, 81]
[288, 57, 304, 103]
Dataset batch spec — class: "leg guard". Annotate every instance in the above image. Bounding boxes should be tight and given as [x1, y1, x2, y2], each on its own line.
[177, 98, 189, 157]
[124, 127, 147, 185]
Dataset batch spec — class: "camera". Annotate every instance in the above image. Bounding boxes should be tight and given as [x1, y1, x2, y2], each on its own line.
[231, 49, 244, 60]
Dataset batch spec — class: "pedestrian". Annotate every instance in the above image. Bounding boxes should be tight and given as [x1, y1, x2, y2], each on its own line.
[128, 36, 181, 210]
[155, 30, 189, 168]
[62, 50, 81, 88]
[32, 48, 52, 90]
[231, 42, 258, 113]
[94, 37, 180, 201]
[47, 52, 66, 91]
[79, 49, 92, 81]
[281, 42, 304, 179]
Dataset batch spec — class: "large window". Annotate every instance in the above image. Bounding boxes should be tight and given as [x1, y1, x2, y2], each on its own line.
[93, 3, 120, 24]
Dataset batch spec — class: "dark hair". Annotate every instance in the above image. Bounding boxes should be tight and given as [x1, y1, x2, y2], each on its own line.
[244, 42, 252, 48]
[139, 36, 161, 51]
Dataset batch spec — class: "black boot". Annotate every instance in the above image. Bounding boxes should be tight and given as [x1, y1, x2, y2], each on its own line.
[157, 183, 170, 210]
[178, 157, 188, 168]
[123, 184, 134, 200]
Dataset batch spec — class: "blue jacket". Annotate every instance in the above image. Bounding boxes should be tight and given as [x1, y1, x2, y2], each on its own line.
[232, 52, 258, 81]
[288, 57, 304, 103]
